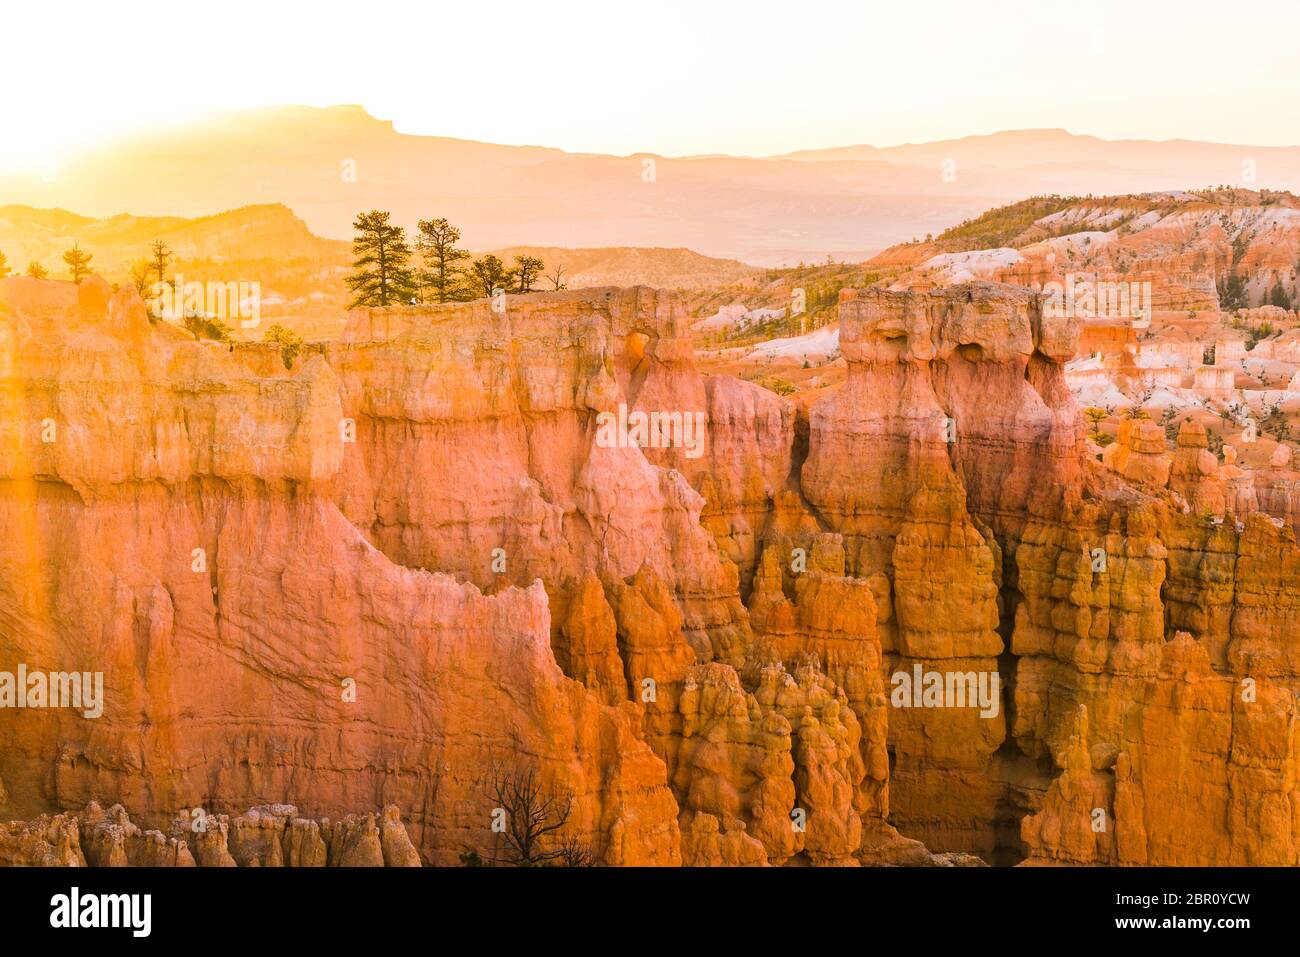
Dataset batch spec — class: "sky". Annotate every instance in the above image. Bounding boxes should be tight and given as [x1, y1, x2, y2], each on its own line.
[3, 0, 1298, 171]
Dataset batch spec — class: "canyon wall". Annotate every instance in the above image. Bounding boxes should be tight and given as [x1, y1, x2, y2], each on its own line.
[801, 284, 1300, 864]
[0, 278, 680, 866]
[1, 275, 1297, 865]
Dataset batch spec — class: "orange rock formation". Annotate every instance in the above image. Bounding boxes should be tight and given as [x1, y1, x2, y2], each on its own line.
[1, 274, 1297, 866]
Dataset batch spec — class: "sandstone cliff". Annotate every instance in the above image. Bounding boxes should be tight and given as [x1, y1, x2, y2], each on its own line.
[2, 274, 1298, 867]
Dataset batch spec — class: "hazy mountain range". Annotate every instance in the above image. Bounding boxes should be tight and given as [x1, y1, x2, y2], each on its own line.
[0, 203, 763, 340]
[5, 106, 1300, 265]
[0, 203, 759, 286]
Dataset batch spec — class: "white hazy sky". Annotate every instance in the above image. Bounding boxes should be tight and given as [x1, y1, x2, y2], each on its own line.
[3, 0, 1298, 169]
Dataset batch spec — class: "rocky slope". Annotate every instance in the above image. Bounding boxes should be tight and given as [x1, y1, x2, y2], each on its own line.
[872, 189, 1300, 312]
[1, 802, 421, 867]
[1, 274, 1297, 866]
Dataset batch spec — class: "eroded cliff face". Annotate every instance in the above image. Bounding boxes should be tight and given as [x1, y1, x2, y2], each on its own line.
[0, 278, 680, 866]
[319, 288, 912, 863]
[800, 284, 1300, 865]
[325, 289, 753, 664]
[2, 275, 1298, 867]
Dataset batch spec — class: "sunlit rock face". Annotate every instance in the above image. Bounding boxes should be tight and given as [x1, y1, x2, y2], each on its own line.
[319, 287, 912, 864]
[2, 275, 1299, 867]
[800, 283, 1300, 865]
[0, 278, 683, 867]
[800, 283, 1075, 857]
[325, 287, 752, 664]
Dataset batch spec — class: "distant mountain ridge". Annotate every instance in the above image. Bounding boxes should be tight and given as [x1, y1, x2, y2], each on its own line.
[774, 127, 1300, 168]
[0, 203, 761, 304]
[484, 246, 759, 290]
[6, 107, 1300, 266]
[0, 202, 347, 274]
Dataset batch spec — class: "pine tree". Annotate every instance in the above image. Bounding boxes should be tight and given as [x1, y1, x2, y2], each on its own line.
[62, 242, 93, 283]
[1270, 281, 1292, 310]
[0, 249, 9, 277]
[346, 210, 417, 307]
[26, 261, 48, 279]
[1217, 271, 1247, 311]
[470, 254, 510, 299]
[509, 255, 545, 294]
[416, 218, 471, 303]
[151, 240, 172, 286]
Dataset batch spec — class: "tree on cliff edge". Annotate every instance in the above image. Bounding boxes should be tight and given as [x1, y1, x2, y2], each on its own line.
[346, 210, 417, 308]
[469, 254, 511, 300]
[62, 242, 93, 284]
[0, 249, 9, 277]
[416, 217, 471, 303]
[508, 255, 545, 294]
[264, 323, 304, 369]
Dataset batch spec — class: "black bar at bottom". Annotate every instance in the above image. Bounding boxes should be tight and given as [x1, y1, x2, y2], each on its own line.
[0, 865, 1278, 943]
